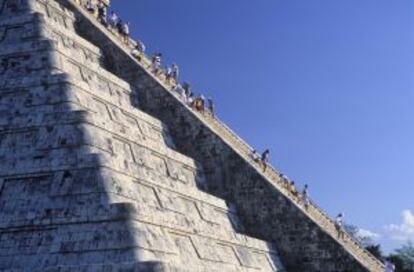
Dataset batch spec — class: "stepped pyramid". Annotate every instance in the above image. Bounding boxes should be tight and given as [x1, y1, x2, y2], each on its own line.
[0, 0, 384, 271]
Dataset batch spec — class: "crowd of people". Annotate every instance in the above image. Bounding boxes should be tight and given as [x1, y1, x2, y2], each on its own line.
[172, 82, 215, 117]
[82, 0, 216, 118]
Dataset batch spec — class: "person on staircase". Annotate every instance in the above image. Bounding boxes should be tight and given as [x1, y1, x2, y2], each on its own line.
[151, 53, 162, 75]
[193, 95, 204, 112]
[172, 63, 179, 82]
[86, 0, 95, 13]
[116, 19, 124, 37]
[207, 97, 215, 118]
[249, 150, 260, 163]
[335, 213, 345, 239]
[131, 39, 146, 61]
[165, 67, 173, 84]
[174, 84, 186, 101]
[122, 21, 130, 45]
[97, 0, 107, 26]
[187, 93, 195, 107]
[109, 11, 118, 30]
[289, 181, 298, 198]
[301, 184, 310, 210]
[200, 95, 206, 113]
[183, 82, 192, 98]
[279, 173, 290, 187]
[261, 149, 270, 172]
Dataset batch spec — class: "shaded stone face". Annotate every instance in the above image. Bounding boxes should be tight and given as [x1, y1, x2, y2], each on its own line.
[0, 0, 382, 271]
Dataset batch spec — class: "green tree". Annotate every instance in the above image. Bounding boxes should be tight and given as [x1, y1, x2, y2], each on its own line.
[365, 244, 383, 260]
[388, 254, 408, 272]
[394, 242, 414, 271]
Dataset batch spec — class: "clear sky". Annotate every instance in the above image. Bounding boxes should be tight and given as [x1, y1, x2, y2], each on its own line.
[110, 0, 414, 253]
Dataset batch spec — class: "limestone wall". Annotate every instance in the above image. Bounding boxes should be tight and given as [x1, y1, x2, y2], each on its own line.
[0, 0, 285, 271]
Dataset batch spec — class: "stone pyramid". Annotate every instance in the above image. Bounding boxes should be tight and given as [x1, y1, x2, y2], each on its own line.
[0, 0, 384, 271]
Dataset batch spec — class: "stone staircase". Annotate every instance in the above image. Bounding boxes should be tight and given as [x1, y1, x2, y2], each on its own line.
[0, 0, 386, 270]
[0, 1, 284, 271]
[59, 0, 385, 271]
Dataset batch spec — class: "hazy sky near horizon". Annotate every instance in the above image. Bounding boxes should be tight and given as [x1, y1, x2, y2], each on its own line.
[110, 0, 414, 252]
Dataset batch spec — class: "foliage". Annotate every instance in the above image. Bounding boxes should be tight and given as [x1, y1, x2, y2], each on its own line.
[365, 244, 383, 260]
[393, 242, 414, 271]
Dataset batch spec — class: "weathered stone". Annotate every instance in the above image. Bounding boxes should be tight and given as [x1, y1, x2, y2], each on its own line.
[0, 0, 285, 271]
[0, 0, 384, 271]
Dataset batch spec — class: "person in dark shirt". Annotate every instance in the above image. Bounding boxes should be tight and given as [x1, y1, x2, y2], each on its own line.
[261, 149, 270, 172]
[208, 98, 214, 118]
[116, 19, 123, 36]
[172, 63, 179, 82]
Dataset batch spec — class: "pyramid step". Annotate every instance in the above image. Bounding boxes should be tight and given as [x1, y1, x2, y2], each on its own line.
[0, 202, 283, 271]
[0, 17, 132, 94]
[3, 257, 280, 272]
[3, 261, 170, 272]
[0, 9, 103, 65]
[33, 0, 76, 30]
[41, 14, 104, 67]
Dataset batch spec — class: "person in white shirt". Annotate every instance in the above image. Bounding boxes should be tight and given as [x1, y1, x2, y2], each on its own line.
[187, 94, 194, 107]
[109, 11, 118, 30]
[172, 63, 179, 81]
[131, 40, 146, 60]
[173, 84, 186, 100]
[86, 0, 95, 13]
[249, 150, 260, 163]
[301, 184, 310, 210]
[165, 67, 173, 83]
[122, 22, 130, 44]
[335, 213, 345, 239]
[151, 53, 162, 75]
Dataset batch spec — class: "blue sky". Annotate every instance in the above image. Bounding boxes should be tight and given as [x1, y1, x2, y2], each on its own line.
[110, 0, 414, 253]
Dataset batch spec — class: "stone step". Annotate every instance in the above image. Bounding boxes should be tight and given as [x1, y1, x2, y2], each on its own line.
[40, 14, 104, 67]
[33, 0, 76, 30]
[0, 150, 226, 227]
[0, 8, 102, 65]
[0, 13, 44, 44]
[2, 261, 171, 272]
[0, 35, 132, 96]
[1, 257, 277, 272]
[0, 112, 197, 185]
[0, 87, 176, 150]
[0, 0, 35, 19]
[0, 73, 164, 137]
[0, 39, 60, 79]
[0, 202, 282, 271]
[0, 200, 262, 255]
